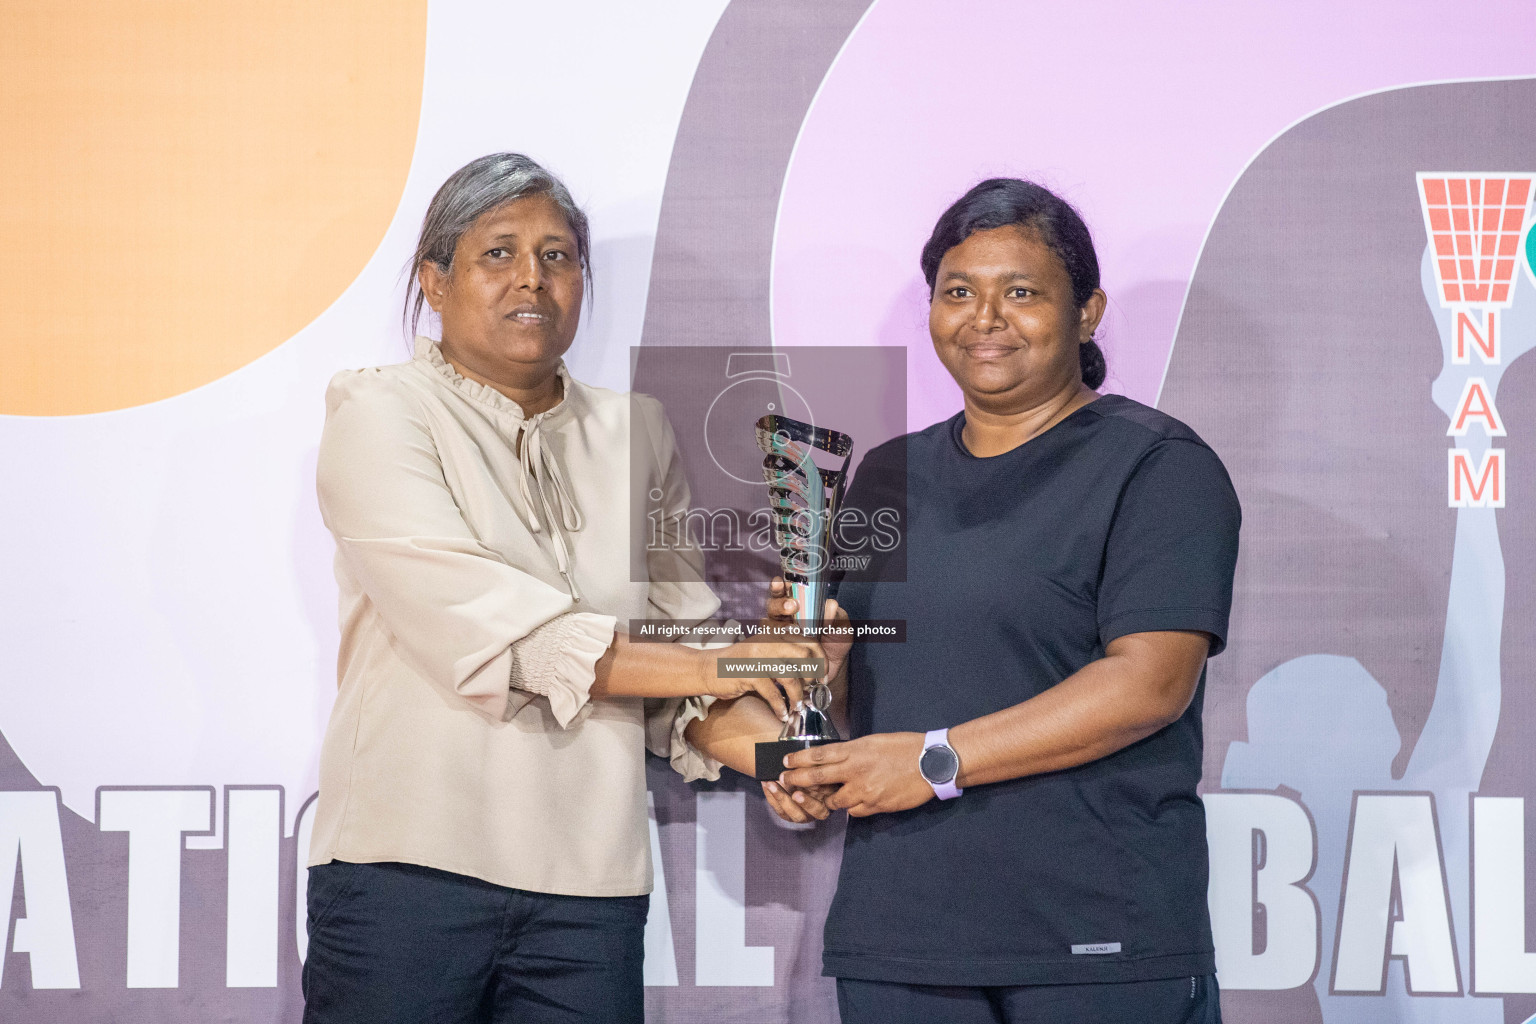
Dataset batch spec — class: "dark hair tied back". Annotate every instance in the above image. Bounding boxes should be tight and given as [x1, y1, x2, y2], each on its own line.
[920, 178, 1107, 390]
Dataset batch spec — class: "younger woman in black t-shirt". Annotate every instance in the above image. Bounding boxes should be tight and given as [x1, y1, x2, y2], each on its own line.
[718, 179, 1240, 1024]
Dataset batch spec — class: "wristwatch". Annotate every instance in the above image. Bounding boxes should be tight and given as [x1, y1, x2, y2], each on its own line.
[919, 728, 963, 800]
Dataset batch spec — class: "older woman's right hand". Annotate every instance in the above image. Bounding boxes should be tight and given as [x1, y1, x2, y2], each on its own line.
[761, 780, 838, 823]
[705, 639, 824, 721]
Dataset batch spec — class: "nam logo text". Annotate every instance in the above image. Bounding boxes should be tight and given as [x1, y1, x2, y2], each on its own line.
[1417, 173, 1534, 507]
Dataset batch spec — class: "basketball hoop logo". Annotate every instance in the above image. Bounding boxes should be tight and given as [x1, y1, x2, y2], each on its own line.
[1418, 174, 1530, 307]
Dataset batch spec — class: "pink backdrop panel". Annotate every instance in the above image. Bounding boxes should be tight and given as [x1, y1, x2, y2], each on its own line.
[772, 0, 1536, 428]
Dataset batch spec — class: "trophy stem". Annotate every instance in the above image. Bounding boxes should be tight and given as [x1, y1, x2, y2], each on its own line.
[789, 577, 825, 633]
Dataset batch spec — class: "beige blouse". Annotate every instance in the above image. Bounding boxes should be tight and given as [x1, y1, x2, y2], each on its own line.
[308, 337, 722, 896]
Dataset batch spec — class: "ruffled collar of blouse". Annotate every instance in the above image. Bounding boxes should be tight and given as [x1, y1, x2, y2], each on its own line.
[412, 335, 586, 601]
[413, 335, 574, 422]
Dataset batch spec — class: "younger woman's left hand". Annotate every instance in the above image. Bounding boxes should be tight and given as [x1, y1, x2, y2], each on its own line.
[779, 732, 933, 817]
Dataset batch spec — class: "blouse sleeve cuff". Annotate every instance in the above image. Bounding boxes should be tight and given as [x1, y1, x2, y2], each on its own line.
[647, 696, 724, 783]
[509, 612, 618, 728]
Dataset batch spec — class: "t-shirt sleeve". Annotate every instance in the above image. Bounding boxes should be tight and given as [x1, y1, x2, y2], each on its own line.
[1097, 439, 1241, 655]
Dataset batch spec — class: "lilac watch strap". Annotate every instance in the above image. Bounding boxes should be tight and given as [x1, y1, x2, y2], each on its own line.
[922, 728, 963, 800]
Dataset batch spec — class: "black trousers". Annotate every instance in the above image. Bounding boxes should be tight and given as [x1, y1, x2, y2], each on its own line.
[836, 973, 1222, 1024]
[301, 860, 648, 1024]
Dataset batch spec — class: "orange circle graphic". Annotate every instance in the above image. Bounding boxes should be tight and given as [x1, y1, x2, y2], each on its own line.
[0, 0, 427, 415]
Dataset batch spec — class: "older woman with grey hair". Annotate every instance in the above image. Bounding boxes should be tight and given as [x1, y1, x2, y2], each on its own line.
[301, 153, 824, 1023]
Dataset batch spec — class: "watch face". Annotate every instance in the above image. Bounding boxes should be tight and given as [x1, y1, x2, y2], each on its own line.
[920, 744, 959, 785]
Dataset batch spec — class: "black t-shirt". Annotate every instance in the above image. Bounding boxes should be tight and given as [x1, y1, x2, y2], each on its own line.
[824, 395, 1241, 987]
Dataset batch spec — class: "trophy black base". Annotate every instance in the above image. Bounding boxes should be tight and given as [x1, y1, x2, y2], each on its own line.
[754, 738, 835, 782]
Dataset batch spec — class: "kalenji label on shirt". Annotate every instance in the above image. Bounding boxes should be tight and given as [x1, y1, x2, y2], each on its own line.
[1071, 942, 1122, 955]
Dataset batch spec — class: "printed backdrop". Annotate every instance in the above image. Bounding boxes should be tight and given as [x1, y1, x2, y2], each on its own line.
[1, 1, 1534, 1021]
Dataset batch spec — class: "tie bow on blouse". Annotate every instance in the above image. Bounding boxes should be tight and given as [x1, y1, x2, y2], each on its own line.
[516, 413, 584, 601]
[415, 336, 585, 601]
